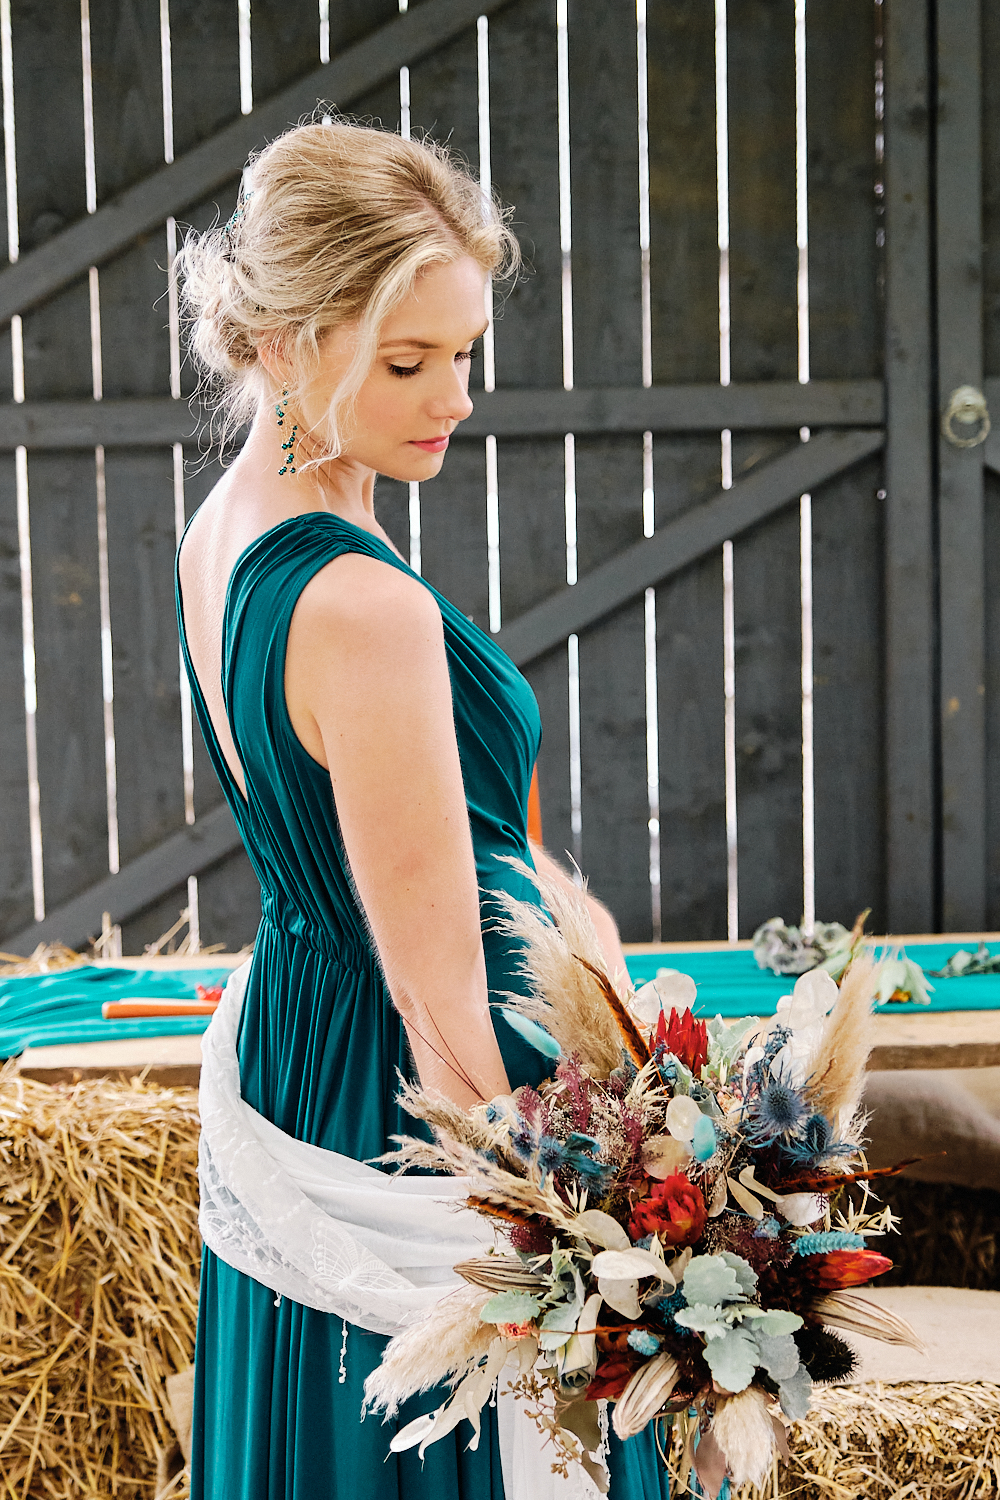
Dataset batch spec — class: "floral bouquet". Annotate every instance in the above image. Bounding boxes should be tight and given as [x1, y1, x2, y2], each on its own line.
[365, 866, 922, 1496]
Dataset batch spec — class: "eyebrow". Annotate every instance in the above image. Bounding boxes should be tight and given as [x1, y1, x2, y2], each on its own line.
[379, 325, 489, 352]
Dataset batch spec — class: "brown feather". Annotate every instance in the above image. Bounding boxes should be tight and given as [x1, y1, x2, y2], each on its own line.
[776, 1156, 928, 1193]
[466, 1194, 546, 1228]
[577, 956, 651, 1068]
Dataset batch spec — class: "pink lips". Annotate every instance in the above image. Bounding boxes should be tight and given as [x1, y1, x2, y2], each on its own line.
[411, 435, 450, 453]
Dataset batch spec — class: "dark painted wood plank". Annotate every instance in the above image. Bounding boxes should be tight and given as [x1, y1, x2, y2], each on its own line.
[406, 18, 490, 614]
[251, 0, 321, 101]
[567, 0, 648, 939]
[27, 452, 107, 913]
[937, 0, 986, 931]
[648, 0, 727, 940]
[419, 437, 490, 623]
[0, 456, 32, 939]
[985, 0, 1000, 380]
[0, 66, 27, 938]
[479, 0, 572, 863]
[168, 0, 241, 159]
[727, 0, 798, 380]
[179, 448, 230, 824]
[811, 458, 885, 930]
[12, 4, 107, 918]
[489, 0, 562, 389]
[727, 0, 801, 936]
[985, 473, 1000, 926]
[495, 440, 572, 861]
[883, 0, 935, 931]
[88, 4, 185, 880]
[374, 475, 410, 560]
[169, 0, 246, 907]
[104, 449, 186, 863]
[805, 0, 885, 932]
[90, 0, 170, 406]
[983, 0, 1000, 930]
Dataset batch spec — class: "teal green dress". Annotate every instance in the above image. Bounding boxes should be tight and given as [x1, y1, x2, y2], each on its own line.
[176, 512, 668, 1499]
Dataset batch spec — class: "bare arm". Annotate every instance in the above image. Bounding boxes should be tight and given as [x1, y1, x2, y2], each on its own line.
[286, 553, 510, 1107]
[529, 840, 629, 985]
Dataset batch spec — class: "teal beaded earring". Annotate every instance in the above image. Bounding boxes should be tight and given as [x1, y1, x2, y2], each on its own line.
[276, 388, 298, 475]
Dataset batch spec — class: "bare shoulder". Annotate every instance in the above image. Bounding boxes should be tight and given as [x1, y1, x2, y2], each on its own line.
[293, 550, 441, 644]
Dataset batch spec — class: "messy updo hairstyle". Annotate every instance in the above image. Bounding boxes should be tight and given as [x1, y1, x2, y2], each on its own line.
[178, 117, 519, 457]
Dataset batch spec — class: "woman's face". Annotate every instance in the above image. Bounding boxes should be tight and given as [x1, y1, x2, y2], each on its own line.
[298, 255, 488, 482]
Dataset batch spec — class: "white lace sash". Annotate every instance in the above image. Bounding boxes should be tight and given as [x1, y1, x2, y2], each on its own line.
[197, 960, 604, 1498]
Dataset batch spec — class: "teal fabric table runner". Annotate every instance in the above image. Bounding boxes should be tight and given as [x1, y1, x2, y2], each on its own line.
[626, 941, 1000, 1017]
[0, 966, 236, 1056]
[2, 942, 998, 1057]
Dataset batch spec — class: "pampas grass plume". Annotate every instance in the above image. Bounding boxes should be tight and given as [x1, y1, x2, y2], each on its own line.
[805, 954, 878, 1128]
[363, 1284, 496, 1418]
[492, 859, 624, 1077]
[711, 1385, 777, 1488]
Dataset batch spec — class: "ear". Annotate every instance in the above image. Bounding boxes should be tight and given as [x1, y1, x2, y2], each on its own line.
[257, 335, 291, 386]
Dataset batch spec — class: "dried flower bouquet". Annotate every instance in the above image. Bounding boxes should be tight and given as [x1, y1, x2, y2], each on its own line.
[364, 864, 922, 1497]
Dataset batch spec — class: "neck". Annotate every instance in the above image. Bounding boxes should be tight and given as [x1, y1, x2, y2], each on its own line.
[238, 412, 378, 530]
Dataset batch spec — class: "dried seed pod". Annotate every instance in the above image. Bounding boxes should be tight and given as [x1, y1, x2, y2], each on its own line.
[453, 1257, 546, 1293]
[813, 1290, 926, 1351]
[611, 1353, 681, 1441]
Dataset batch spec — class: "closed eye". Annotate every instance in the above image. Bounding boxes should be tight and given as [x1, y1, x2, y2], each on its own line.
[389, 362, 422, 378]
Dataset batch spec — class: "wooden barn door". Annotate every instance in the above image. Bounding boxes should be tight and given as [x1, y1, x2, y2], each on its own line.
[2, 0, 999, 955]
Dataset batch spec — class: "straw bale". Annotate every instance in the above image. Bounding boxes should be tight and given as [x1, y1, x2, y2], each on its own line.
[2, 1062, 997, 1499]
[0, 1061, 200, 1497]
[662, 1380, 1000, 1498]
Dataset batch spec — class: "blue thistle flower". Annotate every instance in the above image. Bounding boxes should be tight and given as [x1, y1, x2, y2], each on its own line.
[753, 1213, 782, 1240]
[650, 1289, 687, 1318]
[509, 1119, 536, 1161]
[748, 1079, 808, 1143]
[536, 1134, 566, 1176]
[627, 1329, 662, 1356]
[793, 1230, 866, 1256]
[781, 1113, 856, 1165]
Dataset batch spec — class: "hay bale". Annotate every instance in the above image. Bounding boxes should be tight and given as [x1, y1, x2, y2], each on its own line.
[660, 1380, 1000, 1498]
[1, 1063, 996, 1498]
[0, 1062, 200, 1497]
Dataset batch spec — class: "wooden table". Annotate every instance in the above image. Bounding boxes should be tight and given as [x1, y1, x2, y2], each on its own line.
[15, 941, 1000, 1086]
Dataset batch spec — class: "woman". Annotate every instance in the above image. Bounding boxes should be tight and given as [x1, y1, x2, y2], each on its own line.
[176, 120, 667, 1499]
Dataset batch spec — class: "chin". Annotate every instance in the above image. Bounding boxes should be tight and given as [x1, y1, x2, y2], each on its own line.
[379, 451, 447, 484]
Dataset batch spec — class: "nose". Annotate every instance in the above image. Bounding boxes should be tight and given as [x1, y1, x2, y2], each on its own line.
[427, 362, 474, 427]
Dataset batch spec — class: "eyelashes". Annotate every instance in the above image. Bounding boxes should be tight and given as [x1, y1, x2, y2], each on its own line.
[388, 348, 478, 379]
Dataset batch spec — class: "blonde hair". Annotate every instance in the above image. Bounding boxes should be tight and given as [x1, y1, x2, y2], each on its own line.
[178, 117, 519, 455]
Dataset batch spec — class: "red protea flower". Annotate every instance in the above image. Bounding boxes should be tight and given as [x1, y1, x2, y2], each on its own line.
[659, 1006, 709, 1078]
[628, 1172, 707, 1247]
[804, 1249, 893, 1289]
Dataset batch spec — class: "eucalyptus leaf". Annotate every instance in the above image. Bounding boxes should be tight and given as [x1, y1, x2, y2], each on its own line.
[674, 1304, 729, 1339]
[682, 1254, 745, 1307]
[778, 1363, 813, 1420]
[540, 1301, 580, 1333]
[719, 1252, 758, 1299]
[753, 1330, 801, 1382]
[747, 1308, 804, 1336]
[703, 1325, 758, 1393]
[479, 1291, 542, 1325]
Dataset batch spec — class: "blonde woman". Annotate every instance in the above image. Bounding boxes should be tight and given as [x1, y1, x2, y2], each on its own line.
[176, 121, 666, 1499]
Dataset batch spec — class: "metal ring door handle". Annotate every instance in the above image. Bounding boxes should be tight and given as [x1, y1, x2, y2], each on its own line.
[941, 385, 991, 448]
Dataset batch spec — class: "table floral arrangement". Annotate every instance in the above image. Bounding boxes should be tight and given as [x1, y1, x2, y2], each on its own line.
[365, 866, 922, 1496]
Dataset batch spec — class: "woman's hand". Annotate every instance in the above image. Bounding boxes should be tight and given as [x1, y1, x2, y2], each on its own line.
[285, 552, 510, 1107]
